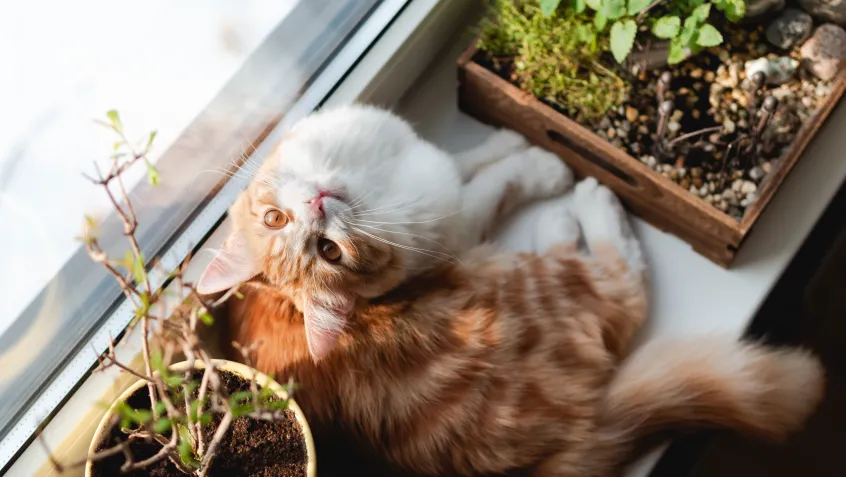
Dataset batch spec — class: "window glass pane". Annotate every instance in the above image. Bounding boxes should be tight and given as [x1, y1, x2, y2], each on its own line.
[0, 0, 381, 440]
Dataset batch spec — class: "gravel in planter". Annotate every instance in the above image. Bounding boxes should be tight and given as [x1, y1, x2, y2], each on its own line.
[477, 19, 838, 221]
[91, 371, 307, 477]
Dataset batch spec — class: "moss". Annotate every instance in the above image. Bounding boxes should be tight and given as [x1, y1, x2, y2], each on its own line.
[477, 0, 629, 124]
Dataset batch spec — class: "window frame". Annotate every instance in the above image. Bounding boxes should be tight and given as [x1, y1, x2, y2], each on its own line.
[0, 0, 420, 469]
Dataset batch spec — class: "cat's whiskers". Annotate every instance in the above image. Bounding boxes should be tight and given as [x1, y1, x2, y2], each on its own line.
[353, 198, 424, 217]
[351, 209, 464, 226]
[348, 189, 376, 208]
[351, 227, 456, 263]
[344, 220, 462, 263]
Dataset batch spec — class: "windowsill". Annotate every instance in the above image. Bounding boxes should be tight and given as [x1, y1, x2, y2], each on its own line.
[10, 1, 846, 475]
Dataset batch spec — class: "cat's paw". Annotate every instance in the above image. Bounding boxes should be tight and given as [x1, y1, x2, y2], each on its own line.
[456, 129, 529, 180]
[512, 146, 574, 199]
[572, 178, 642, 268]
[489, 129, 529, 152]
[533, 197, 581, 254]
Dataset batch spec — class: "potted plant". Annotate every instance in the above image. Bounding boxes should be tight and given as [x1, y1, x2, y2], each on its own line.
[37, 112, 316, 477]
[459, 0, 846, 265]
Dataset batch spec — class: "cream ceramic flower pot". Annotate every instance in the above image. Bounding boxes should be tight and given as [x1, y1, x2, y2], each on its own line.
[86, 359, 316, 477]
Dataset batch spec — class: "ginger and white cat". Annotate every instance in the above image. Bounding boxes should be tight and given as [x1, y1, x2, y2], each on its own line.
[198, 105, 824, 476]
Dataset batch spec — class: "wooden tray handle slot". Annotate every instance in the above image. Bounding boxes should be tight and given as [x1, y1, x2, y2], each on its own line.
[546, 130, 639, 188]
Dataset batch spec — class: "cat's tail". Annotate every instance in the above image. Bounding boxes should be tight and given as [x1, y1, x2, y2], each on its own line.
[594, 335, 825, 473]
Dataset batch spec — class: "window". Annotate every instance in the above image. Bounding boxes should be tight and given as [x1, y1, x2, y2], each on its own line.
[0, 0, 395, 465]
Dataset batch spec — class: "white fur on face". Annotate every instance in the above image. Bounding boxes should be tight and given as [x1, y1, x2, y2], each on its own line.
[267, 105, 466, 277]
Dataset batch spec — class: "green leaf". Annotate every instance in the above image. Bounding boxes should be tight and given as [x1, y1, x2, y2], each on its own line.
[177, 428, 200, 470]
[539, 0, 562, 16]
[199, 312, 214, 326]
[154, 417, 173, 433]
[132, 253, 147, 284]
[585, 0, 602, 10]
[594, 11, 608, 31]
[603, 0, 627, 19]
[144, 158, 160, 187]
[714, 0, 745, 22]
[572, 0, 586, 13]
[106, 110, 123, 134]
[265, 399, 290, 411]
[627, 0, 652, 15]
[678, 16, 698, 44]
[691, 3, 711, 24]
[696, 24, 723, 47]
[652, 16, 680, 39]
[146, 130, 157, 151]
[610, 19, 637, 64]
[668, 37, 690, 64]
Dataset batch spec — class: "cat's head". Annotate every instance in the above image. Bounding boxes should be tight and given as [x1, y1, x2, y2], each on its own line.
[197, 105, 462, 360]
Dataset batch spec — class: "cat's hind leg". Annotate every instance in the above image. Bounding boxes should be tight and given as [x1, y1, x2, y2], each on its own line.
[569, 177, 648, 358]
[453, 129, 529, 182]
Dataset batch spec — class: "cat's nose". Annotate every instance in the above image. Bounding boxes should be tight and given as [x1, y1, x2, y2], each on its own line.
[307, 196, 324, 216]
[306, 191, 330, 216]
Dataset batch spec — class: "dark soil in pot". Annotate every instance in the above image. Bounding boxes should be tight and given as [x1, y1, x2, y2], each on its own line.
[91, 371, 307, 477]
[475, 21, 838, 221]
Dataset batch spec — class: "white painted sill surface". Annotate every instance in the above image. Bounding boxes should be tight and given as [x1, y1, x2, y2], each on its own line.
[10, 1, 846, 475]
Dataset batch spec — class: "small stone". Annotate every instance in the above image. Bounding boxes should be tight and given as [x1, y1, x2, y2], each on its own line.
[693, 177, 704, 188]
[699, 185, 709, 197]
[744, 56, 800, 85]
[638, 125, 649, 135]
[691, 167, 704, 178]
[718, 50, 731, 63]
[732, 179, 744, 192]
[692, 109, 701, 120]
[802, 96, 814, 108]
[724, 119, 737, 134]
[740, 181, 758, 195]
[708, 181, 716, 193]
[625, 106, 639, 123]
[668, 121, 681, 133]
[680, 178, 691, 189]
[762, 161, 774, 173]
[643, 155, 658, 168]
[607, 127, 616, 139]
[723, 189, 739, 205]
[690, 68, 703, 79]
[717, 200, 729, 211]
[766, 9, 814, 50]
[749, 166, 766, 181]
[671, 110, 684, 122]
[748, 0, 787, 18]
[799, 0, 846, 25]
[616, 128, 627, 138]
[801, 24, 846, 80]
[741, 197, 752, 207]
[704, 71, 716, 83]
[661, 164, 673, 173]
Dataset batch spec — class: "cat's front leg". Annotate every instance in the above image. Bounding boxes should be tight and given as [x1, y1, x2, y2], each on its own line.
[453, 129, 529, 182]
[460, 146, 574, 245]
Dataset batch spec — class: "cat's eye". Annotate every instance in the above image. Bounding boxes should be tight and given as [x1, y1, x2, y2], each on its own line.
[263, 209, 288, 229]
[318, 238, 342, 262]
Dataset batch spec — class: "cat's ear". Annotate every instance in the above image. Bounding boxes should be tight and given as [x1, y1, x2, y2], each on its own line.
[196, 231, 259, 295]
[302, 293, 354, 361]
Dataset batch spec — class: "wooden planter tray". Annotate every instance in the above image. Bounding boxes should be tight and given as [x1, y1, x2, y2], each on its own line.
[457, 42, 846, 267]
